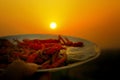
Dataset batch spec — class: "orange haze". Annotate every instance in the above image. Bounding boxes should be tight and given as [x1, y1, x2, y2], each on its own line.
[0, 0, 120, 49]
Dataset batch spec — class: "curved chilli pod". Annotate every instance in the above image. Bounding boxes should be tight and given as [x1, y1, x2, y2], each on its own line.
[50, 51, 67, 68]
[26, 50, 41, 63]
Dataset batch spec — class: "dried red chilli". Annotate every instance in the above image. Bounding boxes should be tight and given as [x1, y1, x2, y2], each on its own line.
[0, 35, 84, 69]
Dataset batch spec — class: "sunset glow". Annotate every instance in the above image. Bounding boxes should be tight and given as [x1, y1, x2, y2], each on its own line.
[50, 22, 57, 29]
[0, 0, 120, 49]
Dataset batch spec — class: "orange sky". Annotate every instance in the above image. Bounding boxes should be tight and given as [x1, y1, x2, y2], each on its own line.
[0, 0, 120, 49]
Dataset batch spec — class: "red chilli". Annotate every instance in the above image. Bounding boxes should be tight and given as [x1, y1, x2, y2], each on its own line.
[26, 50, 40, 63]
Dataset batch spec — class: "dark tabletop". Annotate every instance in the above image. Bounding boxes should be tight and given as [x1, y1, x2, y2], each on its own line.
[1, 49, 120, 80]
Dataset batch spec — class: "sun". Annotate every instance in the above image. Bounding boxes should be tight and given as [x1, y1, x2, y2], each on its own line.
[50, 22, 57, 29]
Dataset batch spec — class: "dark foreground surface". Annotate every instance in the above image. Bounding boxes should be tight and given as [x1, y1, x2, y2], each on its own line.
[29, 49, 120, 80]
[1, 49, 120, 80]
[59, 49, 120, 80]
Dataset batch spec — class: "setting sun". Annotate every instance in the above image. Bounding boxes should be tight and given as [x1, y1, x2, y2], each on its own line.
[50, 22, 57, 29]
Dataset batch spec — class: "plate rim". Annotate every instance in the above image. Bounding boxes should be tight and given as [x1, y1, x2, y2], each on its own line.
[0, 34, 100, 72]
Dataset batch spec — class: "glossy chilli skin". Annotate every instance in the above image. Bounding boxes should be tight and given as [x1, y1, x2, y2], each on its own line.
[0, 35, 84, 69]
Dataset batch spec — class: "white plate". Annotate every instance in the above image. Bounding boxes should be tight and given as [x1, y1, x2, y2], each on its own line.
[0, 34, 100, 72]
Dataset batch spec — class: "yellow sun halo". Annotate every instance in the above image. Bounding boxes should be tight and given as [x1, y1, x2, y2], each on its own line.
[50, 22, 57, 29]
